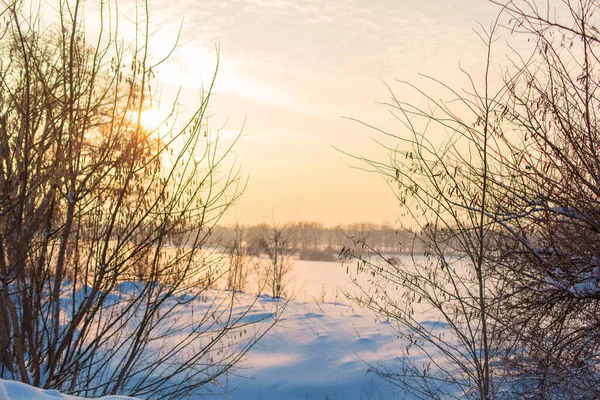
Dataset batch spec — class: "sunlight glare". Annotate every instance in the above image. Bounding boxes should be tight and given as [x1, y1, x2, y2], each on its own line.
[129, 108, 169, 134]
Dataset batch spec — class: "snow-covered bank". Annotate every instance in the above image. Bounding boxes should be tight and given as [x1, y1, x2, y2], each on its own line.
[0, 379, 137, 400]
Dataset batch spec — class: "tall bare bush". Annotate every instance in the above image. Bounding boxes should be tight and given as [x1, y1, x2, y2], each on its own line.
[346, 1, 600, 398]
[249, 221, 297, 298]
[0, 1, 272, 398]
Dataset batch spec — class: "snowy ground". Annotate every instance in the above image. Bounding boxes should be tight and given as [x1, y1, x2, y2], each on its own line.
[214, 296, 401, 399]
[3, 258, 443, 400]
[209, 259, 409, 399]
[0, 379, 138, 400]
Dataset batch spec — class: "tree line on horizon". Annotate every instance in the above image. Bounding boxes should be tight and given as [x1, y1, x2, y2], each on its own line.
[211, 221, 423, 259]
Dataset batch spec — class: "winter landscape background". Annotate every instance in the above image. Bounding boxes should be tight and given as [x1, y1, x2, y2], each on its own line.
[2, 0, 600, 399]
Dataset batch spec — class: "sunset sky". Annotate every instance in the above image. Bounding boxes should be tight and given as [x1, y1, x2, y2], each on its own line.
[111, 0, 510, 226]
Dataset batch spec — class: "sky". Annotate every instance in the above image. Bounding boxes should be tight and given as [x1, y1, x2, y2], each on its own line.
[106, 0, 511, 226]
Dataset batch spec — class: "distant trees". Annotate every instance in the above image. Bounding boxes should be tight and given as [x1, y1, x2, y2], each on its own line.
[217, 221, 416, 257]
[0, 1, 270, 398]
[216, 220, 421, 295]
[344, 0, 600, 398]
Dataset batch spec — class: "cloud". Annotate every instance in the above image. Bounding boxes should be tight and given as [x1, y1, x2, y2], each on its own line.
[155, 49, 301, 111]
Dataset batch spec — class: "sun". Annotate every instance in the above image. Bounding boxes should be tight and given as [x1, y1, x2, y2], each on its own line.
[129, 108, 168, 133]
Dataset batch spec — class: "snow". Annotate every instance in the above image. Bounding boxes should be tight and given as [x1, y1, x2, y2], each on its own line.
[0, 379, 138, 400]
[545, 264, 600, 297]
[2, 258, 445, 400]
[215, 296, 401, 399]
[208, 259, 410, 399]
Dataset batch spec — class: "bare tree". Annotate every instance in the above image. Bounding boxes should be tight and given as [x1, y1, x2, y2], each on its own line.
[340, 9, 519, 400]
[225, 224, 254, 292]
[345, 1, 600, 398]
[0, 1, 275, 398]
[249, 221, 297, 298]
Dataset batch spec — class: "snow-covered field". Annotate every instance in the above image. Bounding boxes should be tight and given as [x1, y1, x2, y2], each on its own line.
[213, 289, 401, 399]
[2, 257, 445, 400]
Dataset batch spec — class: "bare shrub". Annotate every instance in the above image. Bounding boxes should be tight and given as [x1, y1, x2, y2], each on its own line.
[345, 1, 600, 398]
[225, 225, 253, 292]
[0, 1, 274, 398]
[249, 222, 298, 298]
